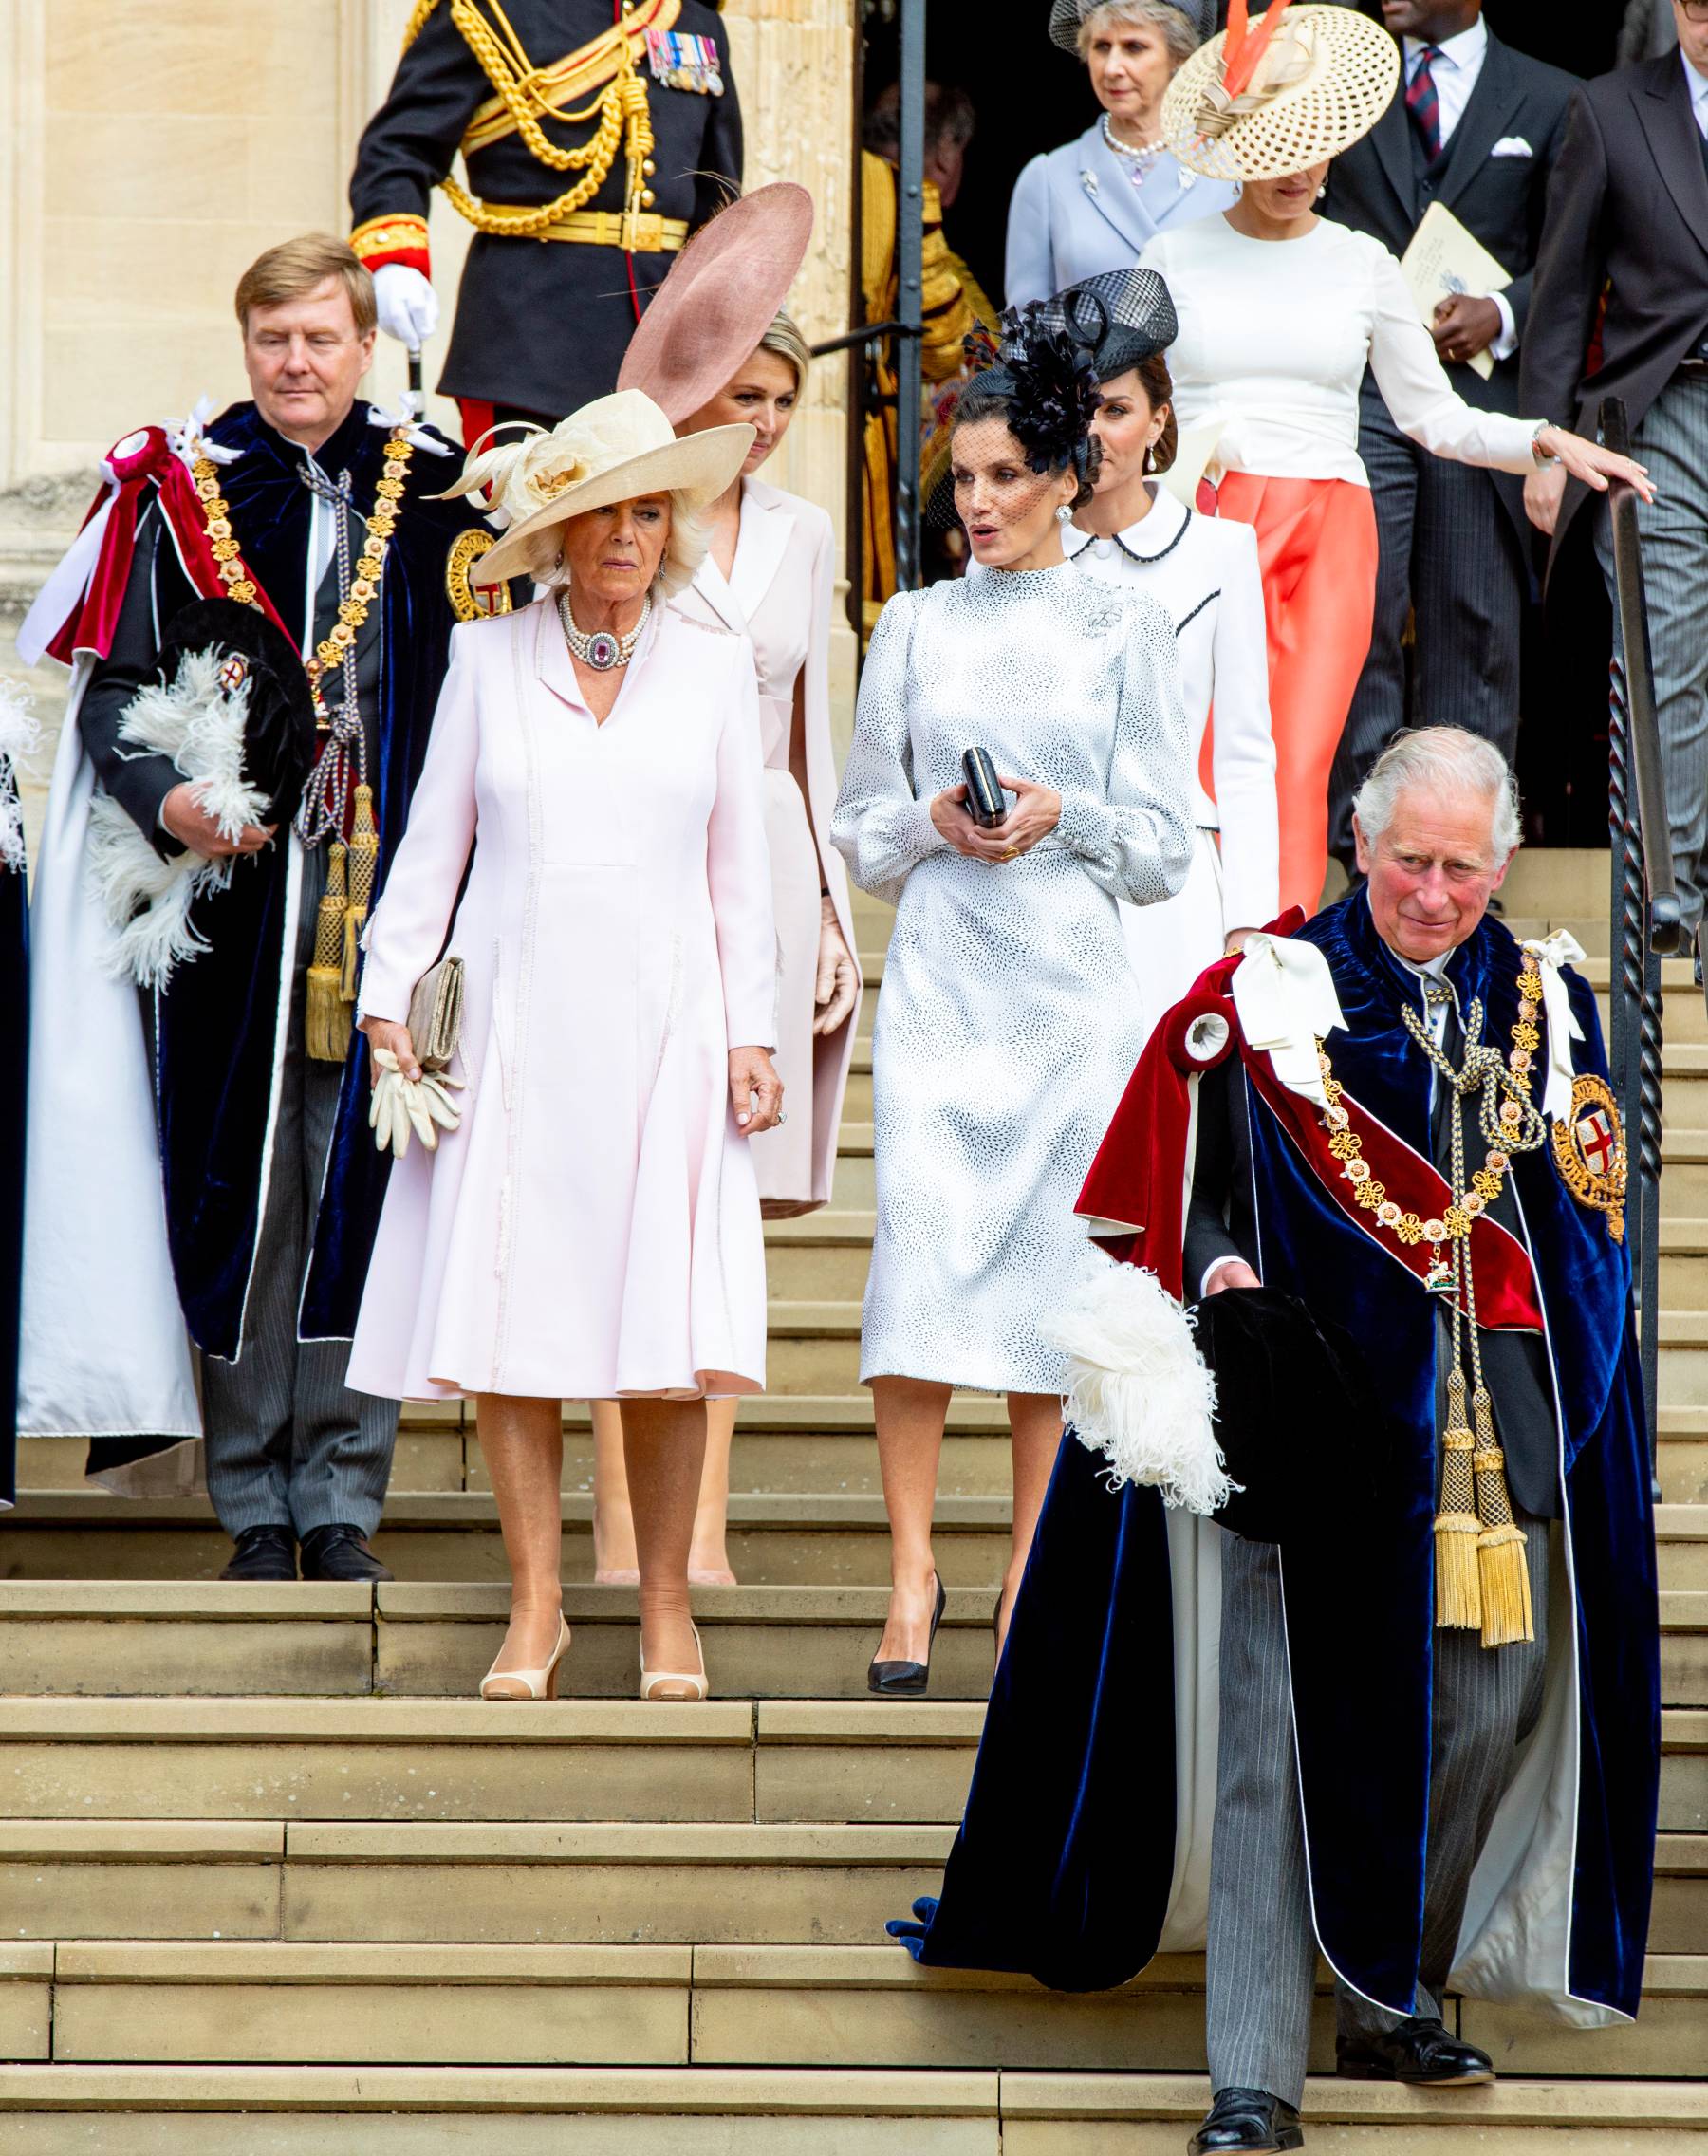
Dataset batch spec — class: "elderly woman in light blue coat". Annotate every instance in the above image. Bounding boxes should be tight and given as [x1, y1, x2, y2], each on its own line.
[1006, 0, 1236, 308]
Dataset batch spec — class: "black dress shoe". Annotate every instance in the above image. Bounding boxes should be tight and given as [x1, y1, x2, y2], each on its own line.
[1189, 2087, 1303, 2154]
[868, 1573, 947, 1696]
[220, 1526, 297, 1582]
[299, 1524, 393, 1583]
[1337, 2015, 1494, 2086]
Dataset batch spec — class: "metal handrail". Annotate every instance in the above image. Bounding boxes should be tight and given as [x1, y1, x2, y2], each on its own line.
[1599, 394, 1674, 1486]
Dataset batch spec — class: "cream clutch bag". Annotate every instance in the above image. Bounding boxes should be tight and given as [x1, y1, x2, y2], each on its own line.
[406, 955, 464, 1074]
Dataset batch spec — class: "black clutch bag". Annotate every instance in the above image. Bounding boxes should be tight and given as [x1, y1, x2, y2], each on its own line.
[961, 746, 1008, 829]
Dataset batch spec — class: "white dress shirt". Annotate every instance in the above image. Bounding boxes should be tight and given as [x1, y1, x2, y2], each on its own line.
[1403, 17, 1517, 360]
[1686, 46, 1708, 139]
[1140, 217, 1540, 486]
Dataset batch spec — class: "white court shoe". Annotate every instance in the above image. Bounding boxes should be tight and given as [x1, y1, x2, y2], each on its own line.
[479, 1614, 571, 1701]
[639, 1621, 709, 1702]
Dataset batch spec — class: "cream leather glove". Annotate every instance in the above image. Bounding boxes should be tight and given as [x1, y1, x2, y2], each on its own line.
[812, 896, 860, 1036]
[369, 1045, 463, 1158]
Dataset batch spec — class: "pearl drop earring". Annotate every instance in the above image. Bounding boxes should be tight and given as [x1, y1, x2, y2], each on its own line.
[1316, 184, 1327, 200]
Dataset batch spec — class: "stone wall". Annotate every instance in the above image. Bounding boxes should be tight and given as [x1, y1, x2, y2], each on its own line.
[0, 0, 857, 857]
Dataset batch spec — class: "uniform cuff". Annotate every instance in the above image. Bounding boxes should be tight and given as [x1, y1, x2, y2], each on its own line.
[351, 214, 432, 278]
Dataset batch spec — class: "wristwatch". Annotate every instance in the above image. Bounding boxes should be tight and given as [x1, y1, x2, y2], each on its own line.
[1531, 420, 1561, 469]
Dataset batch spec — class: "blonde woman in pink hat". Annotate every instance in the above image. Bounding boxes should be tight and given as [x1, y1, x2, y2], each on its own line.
[589, 185, 863, 1589]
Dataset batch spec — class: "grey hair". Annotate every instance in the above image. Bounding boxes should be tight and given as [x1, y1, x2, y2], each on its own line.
[539, 489, 711, 601]
[1352, 727, 1522, 861]
[1077, 0, 1202, 69]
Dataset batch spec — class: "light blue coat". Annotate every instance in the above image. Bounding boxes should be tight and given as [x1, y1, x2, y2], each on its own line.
[1004, 121, 1237, 309]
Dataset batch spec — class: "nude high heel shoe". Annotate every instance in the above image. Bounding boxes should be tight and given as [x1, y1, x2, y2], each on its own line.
[639, 1621, 709, 1702]
[480, 1614, 572, 1701]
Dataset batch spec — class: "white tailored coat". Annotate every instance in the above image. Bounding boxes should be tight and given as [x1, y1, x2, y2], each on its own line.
[681, 474, 862, 1216]
[1065, 487, 1278, 1015]
[346, 597, 778, 1405]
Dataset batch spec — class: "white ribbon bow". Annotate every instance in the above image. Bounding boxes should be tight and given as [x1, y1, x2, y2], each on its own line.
[165, 395, 243, 473]
[1230, 932, 1346, 1106]
[366, 400, 453, 455]
[1520, 930, 1587, 1122]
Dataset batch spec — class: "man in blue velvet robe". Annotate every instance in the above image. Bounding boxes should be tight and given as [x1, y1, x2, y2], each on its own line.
[17, 234, 510, 1582]
[891, 729, 1659, 2156]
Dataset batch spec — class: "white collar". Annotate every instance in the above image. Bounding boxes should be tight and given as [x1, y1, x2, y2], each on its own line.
[1404, 16, 1486, 70]
[1067, 483, 1188, 563]
[1397, 948, 1454, 983]
[1684, 46, 1708, 108]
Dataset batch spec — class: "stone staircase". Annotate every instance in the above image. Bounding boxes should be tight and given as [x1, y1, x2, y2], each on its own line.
[0, 849, 1702, 2150]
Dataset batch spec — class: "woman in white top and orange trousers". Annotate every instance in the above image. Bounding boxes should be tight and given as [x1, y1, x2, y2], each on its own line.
[1145, 1, 1649, 914]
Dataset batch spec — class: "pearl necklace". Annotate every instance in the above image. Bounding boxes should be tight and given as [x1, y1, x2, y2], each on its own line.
[1102, 114, 1165, 177]
[558, 588, 650, 671]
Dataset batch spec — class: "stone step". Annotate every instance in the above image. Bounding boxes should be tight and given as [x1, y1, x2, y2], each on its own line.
[13, 1940, 1702, 2078]
[0, 1489, 1014, 1584]
[0, 1583, 999, 1700]
[0, 2069, 1701, 2156]
[6, 1699, 1693, 1830]
[0, 1819, 956, 1948]
[0, 1583, 1699, 1706]
[1662, 1409, 1708, 1505]
[0, 2066, 1004, 2152]
[4, 1818, 1696, 1955]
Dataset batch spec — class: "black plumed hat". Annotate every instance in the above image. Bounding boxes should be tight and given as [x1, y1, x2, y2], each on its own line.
[155, 598, 318, 827]
[1190, 1285, 1393, 1544]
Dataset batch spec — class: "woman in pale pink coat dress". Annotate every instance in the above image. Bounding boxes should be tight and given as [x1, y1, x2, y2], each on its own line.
[349, 392, 782, 1704]
[596, 192, 863, 1586]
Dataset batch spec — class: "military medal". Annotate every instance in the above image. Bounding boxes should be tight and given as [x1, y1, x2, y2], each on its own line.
[1550, 1071, 1626, 1242]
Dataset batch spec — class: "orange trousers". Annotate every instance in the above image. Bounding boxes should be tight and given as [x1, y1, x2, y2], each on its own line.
[1213, 473, 1379, 915]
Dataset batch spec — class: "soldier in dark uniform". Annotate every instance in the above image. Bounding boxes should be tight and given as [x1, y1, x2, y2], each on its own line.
[349, 0, 742, 440]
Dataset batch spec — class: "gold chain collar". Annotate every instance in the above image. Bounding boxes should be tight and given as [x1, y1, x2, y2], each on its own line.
[191, 427, 416, 716]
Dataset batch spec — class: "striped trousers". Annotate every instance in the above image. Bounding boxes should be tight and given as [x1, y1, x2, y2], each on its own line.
[202, 838, 399, 1541]
[1594, 367, 1708, 940]
[1204, 1516, 1550, 2108]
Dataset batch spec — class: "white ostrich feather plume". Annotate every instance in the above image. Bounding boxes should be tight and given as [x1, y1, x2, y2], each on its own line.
[0, 677, 40, 873]
[1045, 1252, 1235, 1516]
[84, 647, 270, 988]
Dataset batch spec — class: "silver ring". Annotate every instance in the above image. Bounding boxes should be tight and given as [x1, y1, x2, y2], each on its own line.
[777, 1110, 788, 1125]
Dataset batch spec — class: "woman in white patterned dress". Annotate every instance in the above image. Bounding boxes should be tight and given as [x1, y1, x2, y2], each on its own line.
[831, 321, 1193, 1689]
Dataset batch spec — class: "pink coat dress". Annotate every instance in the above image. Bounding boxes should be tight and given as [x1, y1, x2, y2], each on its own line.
[345, 596, 778, 1405]
[683, 476, 862, 1216]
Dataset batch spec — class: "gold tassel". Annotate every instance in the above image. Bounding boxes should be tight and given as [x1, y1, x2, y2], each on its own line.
[306, 840, 353, 1063]
[1471, 1388, 1534, 1646]
[340, 784, 380, 1003]
[1434, 1371, 1483, 1631]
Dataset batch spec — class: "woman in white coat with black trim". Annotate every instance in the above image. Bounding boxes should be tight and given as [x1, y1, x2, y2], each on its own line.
[1057, 269, 1277, 1013]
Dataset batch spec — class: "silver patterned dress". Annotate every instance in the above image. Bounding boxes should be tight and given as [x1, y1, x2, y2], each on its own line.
[831, 562, 1193, 1394]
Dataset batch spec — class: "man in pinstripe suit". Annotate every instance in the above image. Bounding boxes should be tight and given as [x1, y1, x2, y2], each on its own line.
[1323, 0, 1578, 888]
[1522, 7, 1708, 972]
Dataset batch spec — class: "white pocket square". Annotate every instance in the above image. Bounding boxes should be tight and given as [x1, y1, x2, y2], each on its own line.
[1491, 136, 1533, 158]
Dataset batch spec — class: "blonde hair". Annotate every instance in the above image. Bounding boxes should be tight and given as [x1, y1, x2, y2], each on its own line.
[536, 491, 711, 601]
[234, 233, 377, 337]
[1077, 0, 1200, 68]
[758, 309, 812, 392]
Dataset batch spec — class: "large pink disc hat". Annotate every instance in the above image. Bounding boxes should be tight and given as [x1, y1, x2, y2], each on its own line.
[617, 182, 815, 426]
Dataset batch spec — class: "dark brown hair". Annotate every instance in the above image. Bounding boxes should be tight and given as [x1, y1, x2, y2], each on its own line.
[1129, 352, 1179, 474]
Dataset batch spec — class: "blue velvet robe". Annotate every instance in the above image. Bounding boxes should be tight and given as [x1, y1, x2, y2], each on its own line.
[894, 897, 1661, 2024]
[100, 402, 492, 1361]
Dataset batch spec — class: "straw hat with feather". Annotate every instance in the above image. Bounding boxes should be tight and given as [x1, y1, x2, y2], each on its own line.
[453, 391, 754, 590]
[617, 182, 814, 426]
[1162, 0, 1400, 185]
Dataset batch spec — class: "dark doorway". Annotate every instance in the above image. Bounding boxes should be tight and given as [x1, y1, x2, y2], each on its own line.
[860, 10, 1092, 311]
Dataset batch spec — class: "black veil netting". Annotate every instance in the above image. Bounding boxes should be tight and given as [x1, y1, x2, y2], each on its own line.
[1039, 268, 1179, 387]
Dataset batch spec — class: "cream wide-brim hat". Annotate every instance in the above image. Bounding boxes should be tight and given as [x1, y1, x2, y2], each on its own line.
[471, 391, 754, 588]
[1161, 2, 1400, 185]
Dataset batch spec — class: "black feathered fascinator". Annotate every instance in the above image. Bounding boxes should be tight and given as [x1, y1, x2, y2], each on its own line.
[961, 300, 1104, 482]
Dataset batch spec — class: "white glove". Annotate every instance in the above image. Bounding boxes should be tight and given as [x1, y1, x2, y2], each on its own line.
[369, 1046, 463, 1159]
[373, 263, 440, 349]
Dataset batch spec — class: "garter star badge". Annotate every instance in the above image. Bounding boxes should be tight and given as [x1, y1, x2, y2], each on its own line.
[1550, 1072, 1626, 1243]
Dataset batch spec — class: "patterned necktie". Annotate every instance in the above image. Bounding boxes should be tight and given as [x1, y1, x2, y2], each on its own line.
[1406, 45, 1443, 163]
